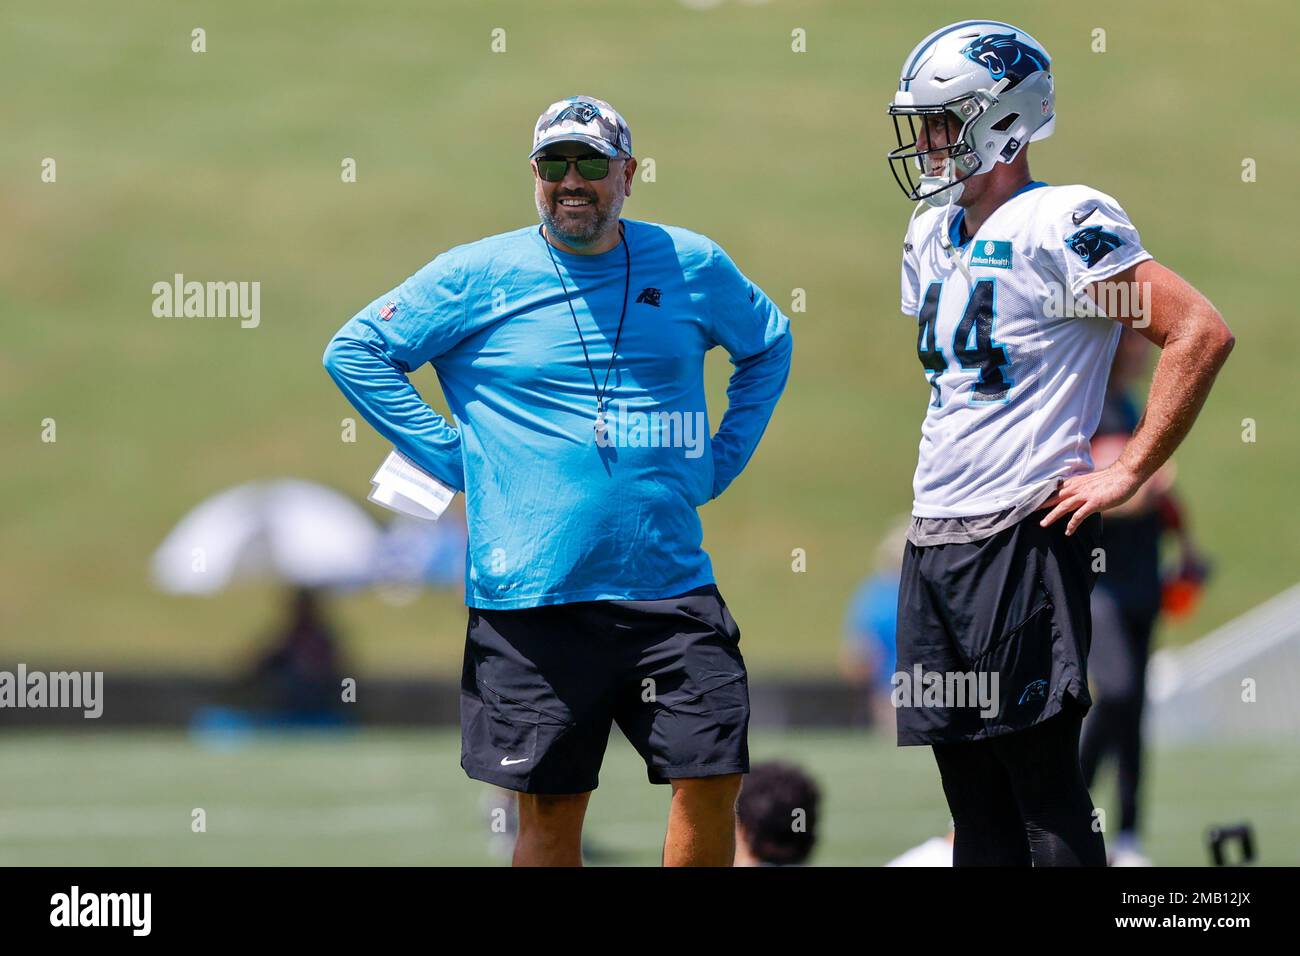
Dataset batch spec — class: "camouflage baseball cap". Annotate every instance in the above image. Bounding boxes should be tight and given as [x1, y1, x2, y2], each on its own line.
[529, 96, 632, 159]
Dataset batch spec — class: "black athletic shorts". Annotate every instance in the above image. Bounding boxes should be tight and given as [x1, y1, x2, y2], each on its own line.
[895, 511, 1102, 746]
[460, 584, 750, 794]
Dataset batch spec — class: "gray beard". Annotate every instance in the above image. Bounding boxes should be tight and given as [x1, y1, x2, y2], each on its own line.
[536, 195, 621, 249]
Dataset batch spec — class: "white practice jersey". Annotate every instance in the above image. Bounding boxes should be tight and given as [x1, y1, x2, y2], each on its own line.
[900, 181, 1152, 518]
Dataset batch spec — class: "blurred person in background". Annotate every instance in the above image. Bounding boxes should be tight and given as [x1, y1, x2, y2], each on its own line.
[1079, 329, 1208, 867]
[250, 587, 348, 724]
[839, 519, 910, 730]
[734, 762, 821, 866]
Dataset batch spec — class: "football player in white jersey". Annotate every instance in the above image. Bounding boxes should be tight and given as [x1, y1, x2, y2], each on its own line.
[885, 20, 1234, 866]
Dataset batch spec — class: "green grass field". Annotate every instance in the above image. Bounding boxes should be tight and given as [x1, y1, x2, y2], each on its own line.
[2, 1, 1297, 680]
[1, 729, 1294, 866]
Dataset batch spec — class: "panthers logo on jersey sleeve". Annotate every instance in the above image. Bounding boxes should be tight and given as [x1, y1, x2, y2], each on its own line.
[1063, 225, 1126, 268]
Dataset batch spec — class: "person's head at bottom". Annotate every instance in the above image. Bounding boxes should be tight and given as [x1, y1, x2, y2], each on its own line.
[734, 762, 821, 866]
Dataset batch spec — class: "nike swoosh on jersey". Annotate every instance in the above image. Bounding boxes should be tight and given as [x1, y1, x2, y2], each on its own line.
[1071, 206, 1097, 225]
[500, 756, 529, 766]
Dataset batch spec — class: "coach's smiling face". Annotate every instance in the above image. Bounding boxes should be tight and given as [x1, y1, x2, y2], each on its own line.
[533, 140, 636, 254]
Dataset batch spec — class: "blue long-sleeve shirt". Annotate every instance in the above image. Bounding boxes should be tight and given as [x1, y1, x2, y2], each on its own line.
[324, 219, 792, 609]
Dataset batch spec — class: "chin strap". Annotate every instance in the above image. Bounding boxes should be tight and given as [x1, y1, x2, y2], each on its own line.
[917, 157, 975, 288]
[935, 193, 975, 288]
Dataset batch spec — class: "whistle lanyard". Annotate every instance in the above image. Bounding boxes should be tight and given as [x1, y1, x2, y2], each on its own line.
[541, 222, 631, 433]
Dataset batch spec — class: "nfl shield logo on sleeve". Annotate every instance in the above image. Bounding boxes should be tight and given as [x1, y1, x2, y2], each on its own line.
[379, 301, 398, 320]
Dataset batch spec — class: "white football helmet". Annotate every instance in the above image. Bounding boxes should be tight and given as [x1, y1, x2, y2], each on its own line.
[888, 20, 1054, 206]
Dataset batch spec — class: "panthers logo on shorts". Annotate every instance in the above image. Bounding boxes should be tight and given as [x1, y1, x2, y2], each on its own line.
[1018, 678, 1050, 706]
[961, 33, 1050, 87]
[1064, 225, 1126, 267]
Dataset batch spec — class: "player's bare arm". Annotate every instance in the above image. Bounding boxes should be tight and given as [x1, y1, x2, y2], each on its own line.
[1041, 260, 1235, 534]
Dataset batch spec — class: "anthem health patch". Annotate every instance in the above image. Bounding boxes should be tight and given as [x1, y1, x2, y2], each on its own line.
[969, 240, 1013, 269]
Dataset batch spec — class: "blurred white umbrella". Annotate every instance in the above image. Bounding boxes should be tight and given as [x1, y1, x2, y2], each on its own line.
[369, 514, 467, 605]
[152, 480, 381, 595]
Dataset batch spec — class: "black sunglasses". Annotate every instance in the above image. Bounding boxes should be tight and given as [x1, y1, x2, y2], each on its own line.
[534, 154, 612, 182]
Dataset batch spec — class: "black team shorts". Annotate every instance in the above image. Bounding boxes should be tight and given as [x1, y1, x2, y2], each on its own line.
[895, 511, 1102, 746]
[460, 584, 750, 794]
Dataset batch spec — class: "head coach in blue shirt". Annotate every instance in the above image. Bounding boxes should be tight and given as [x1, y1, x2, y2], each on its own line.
[324, 95, 792, 866]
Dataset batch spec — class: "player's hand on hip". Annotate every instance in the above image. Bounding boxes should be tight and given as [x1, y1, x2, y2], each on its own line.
[1039, 464, 1144, 536]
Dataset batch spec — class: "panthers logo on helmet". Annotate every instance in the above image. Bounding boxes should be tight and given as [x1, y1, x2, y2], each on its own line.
[1065, 225, 1126, 267]
[960, 32, 1050, 87]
